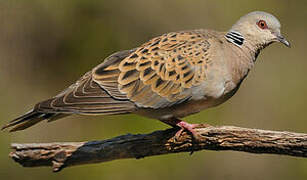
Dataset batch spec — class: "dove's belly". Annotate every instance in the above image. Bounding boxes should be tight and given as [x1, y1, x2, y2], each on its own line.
[134, 84, 239, 121]
[135, 98, 222, 120]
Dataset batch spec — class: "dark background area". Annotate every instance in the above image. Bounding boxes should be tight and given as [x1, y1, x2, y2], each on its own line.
[0, 0, 306, 179]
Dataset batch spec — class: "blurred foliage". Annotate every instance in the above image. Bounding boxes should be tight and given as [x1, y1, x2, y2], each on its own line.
[0, 0, 306, 180]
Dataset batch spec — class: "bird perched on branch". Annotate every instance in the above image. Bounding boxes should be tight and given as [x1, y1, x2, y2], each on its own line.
[2, 11, 290, 139]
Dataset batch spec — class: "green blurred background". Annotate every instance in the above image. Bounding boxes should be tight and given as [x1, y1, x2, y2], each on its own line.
[0, 0, 306, 179]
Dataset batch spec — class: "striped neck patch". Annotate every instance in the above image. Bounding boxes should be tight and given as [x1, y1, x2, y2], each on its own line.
[225, 31, 244, 47]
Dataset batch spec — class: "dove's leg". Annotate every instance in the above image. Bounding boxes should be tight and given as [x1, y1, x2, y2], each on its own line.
[175, 121, 200, 139]
[160, 118, 200, 140]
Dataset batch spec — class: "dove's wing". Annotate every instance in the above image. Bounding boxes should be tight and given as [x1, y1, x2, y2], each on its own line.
[35, 49, 137, 115]
[93, 30, 214, 109]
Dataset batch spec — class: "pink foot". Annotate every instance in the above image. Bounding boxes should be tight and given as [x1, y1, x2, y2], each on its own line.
[175, 121, 200, 141]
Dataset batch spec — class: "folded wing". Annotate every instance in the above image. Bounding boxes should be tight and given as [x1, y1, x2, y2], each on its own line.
[93, 30, 212, 109]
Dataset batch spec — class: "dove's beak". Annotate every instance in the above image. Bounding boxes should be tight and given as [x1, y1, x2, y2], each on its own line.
[276, 34, 291, 48]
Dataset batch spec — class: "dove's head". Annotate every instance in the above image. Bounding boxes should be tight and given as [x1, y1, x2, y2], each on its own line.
[228, 11, 290, 48]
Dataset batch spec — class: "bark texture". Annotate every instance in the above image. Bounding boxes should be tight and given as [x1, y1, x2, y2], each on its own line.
[9, 124, 307, 172]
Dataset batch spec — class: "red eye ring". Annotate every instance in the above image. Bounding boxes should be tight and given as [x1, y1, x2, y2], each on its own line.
[257, 20, 268, 29]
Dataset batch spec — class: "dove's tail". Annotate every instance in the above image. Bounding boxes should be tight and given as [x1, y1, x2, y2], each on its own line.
[2, 109, 67, 132]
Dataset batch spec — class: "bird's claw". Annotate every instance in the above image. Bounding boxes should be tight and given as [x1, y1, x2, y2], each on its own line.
[174, 121, 201, 141]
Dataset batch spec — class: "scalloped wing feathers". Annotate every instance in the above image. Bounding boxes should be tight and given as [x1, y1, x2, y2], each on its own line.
[93, 30, 215, 108]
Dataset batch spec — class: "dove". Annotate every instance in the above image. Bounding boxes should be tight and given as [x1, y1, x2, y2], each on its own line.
[2, 11, 290, 139]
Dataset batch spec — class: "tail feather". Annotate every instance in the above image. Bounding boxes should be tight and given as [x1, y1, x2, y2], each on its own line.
[2, 110, 65, 132]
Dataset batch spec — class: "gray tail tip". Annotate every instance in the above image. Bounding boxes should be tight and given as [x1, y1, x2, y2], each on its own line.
[1, 110, 45, 132]
[1, 124, 10, 131]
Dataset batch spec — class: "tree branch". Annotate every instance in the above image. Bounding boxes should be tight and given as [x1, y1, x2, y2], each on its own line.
[9, 124, 307, 172]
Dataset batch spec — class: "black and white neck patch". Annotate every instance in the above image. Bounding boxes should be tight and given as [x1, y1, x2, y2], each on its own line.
[225, 31, 244, 47]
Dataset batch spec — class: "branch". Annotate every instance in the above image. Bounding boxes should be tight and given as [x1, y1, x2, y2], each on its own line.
[9, 124, 307, 172]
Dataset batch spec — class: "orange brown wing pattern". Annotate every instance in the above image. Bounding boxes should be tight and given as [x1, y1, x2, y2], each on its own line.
[93, 30, 213, 108]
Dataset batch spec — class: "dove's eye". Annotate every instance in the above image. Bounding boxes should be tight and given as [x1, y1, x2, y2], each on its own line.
[257, 20, 268, 29]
